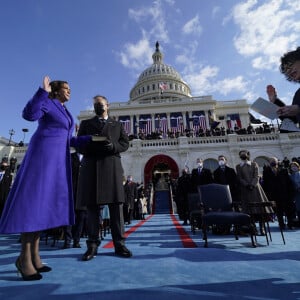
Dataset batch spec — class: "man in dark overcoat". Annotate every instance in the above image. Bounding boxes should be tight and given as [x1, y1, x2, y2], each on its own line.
[0, 162, 13, 217]
[190, 158, 213, 193]
[76, 95, 132, 260]
[262, 157, 295, 229]
[123, 175, 138, 223]
[213, 155, 239, 234]
[213, 155, 239, 209]
[175, 168, 191, 225]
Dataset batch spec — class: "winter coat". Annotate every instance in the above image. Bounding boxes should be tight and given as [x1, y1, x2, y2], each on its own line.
[0, 88, 75, 233]
[76, 116, 129, 207]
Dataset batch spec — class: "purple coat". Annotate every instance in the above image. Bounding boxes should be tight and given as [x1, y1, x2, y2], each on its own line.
[0, 88, 75, 233]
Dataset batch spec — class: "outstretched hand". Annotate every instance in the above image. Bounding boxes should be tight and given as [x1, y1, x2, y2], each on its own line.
[43, 76, 51, 93]
[266, 85, 277, 103]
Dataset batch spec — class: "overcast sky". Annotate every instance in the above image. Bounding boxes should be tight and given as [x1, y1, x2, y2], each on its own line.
[1, 0, 300, 142]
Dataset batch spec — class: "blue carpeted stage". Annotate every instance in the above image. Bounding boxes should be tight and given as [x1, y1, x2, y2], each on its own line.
[1, 213, 300, 300]
[153, 190, 172, 214]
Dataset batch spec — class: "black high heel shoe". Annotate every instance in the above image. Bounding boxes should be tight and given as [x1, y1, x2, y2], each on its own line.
[15, 258, 42, 281]
[34, 264, 52, 273]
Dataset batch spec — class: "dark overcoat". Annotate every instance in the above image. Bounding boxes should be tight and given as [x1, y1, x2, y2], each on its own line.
[190, 167, 214, 192]
[0, 88, 75, 233]
[124, 181, 138, 209]
[213, 166, 239, 202]
[0, 169, 13, 217]
[76, 116, 129, 207]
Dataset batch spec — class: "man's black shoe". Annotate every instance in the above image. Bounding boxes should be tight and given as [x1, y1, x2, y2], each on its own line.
[115, 246, 132, 258]
[82, 241, 100, 261]
[82, 247, 98, 261]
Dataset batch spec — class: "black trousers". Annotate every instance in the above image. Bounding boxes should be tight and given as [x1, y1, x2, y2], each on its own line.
[73, 210, 87, 242]
[63, 210, 87, 244]
[86, 203, 125, 249]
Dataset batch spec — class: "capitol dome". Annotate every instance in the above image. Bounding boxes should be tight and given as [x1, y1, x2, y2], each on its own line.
[129, 42, 192, 102]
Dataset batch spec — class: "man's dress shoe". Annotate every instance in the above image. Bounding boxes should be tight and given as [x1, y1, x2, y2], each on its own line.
[115, 246, 133, 258]
[82, 247, 98, 261]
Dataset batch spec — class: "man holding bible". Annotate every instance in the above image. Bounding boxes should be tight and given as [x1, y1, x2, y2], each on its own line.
[76, 95, 132, 260]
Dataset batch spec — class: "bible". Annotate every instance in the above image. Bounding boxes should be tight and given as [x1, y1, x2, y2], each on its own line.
[91, 136, 108, 142]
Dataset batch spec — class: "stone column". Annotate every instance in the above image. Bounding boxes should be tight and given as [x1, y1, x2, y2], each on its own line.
[130, 115, 134, 135]
[151, 113, 155, 132]
[183, 111, 187, 128]
[167, 112, 171, 131]
[205, 111, 210, 129]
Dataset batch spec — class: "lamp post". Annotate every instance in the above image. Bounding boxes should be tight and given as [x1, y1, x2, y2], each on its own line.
[22, 128, 29, 143]
[8, 129, 15, 146]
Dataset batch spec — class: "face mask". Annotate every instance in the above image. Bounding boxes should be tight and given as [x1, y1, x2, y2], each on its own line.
[0, 165, 6, 171]
[94, 103, 105, 116]
[240, 154, 247, 160]
[270, 162, 277, 167]
[218, 160, 225, 166]
[197, 162, 203, 168]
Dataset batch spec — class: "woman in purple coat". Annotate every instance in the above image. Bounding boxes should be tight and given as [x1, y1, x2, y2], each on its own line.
[0, 76, 79, 281]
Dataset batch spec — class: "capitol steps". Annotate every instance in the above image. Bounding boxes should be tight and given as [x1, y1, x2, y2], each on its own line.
[153, 190, 171, 214]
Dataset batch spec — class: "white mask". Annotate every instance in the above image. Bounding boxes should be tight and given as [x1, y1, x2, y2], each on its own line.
[197, 162, 203, 168]
[218, 160, 225, 166]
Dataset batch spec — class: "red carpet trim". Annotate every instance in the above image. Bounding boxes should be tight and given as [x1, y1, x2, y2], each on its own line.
[103, 214, 197, 249]
[103, 214, 153, 248]
[170, 214, 197, 248]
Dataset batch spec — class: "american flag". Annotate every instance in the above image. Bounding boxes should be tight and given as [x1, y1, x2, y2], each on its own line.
[155, 117, 168, 135]
[227, 114, 241, 129]
[193, 115, 206, 131]
[159, 82, 168, 93]
[119, 119, 131, 135]
[170, 116, 184, 133]
[139, 118, 152, 135]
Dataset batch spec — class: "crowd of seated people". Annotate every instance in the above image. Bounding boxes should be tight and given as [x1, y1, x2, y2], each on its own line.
[127, 123, 277, 141]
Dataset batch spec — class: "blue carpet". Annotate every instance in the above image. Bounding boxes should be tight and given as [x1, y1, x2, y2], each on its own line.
[154, 191, 171, 213]
[1, 214, 300, 300]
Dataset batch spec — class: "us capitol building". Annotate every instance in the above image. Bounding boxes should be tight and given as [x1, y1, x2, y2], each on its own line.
[1, 42, 300, 188]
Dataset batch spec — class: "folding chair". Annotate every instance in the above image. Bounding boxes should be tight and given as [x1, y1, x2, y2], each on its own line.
[198, 184, 256, 248]
[188, 193, 203, 234]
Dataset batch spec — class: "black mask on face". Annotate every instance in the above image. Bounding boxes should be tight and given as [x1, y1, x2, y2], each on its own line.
[270, 161, 277, 167]
[94, 103, 105, 116]
[240, 154, 248, 160]
[0, 165, 7, 171]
